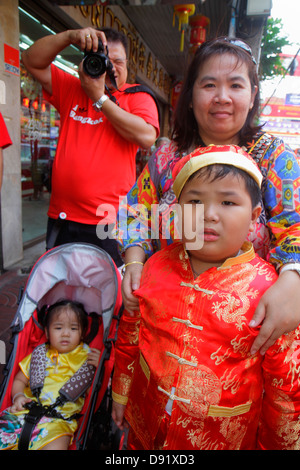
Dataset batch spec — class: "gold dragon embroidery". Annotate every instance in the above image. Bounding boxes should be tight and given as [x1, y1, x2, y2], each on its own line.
[210, 265, 259, 330]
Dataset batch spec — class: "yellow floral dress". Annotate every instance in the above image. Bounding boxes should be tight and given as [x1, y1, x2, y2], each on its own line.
[0, 342, 90, 450]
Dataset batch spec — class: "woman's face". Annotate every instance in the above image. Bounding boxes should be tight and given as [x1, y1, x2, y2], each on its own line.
[192, 53, 257, 145]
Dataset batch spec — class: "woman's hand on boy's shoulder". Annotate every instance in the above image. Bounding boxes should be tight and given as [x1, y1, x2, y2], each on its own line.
[250, 270, 300, 355]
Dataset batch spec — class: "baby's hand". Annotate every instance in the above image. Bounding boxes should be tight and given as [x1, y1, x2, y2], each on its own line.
[87, 348, 100, 368]
[10, 395, 32, 413]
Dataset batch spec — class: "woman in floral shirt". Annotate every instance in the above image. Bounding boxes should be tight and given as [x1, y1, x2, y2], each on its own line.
[115, 37, 300, 356]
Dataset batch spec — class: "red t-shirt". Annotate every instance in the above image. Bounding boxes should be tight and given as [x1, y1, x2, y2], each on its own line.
[0, 113, 12, 149]
[43, 65, 159, 224]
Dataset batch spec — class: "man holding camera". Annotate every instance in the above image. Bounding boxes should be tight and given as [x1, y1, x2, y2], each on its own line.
[22, 27, 159, 265]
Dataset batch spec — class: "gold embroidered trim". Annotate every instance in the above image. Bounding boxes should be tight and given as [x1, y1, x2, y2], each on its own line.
[180, 282, 214, 295]
[172, 317, 203, 331]
[207, 401, 252, 417]
[166, 351, 198, 367]
[157, 385, 191, 404]
[111, 390, 129, 406]
[218, 242, 255, 270]
[139, 353, 150, 381]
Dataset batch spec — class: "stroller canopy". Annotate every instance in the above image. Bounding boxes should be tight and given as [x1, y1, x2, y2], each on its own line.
[14, 243, 120, 338]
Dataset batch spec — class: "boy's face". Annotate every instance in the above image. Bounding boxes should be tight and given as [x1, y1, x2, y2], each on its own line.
[178, 169, 261, 270]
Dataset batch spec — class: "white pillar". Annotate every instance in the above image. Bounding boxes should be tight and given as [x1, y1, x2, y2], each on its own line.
[0, 0, 23, 269]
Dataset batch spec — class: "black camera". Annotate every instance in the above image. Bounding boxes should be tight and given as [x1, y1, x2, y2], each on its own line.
[82, 39, 118, 89]
[83, 39, 113, 78]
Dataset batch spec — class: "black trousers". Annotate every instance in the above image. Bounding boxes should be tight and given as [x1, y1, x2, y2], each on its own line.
[46, 217, 123, 267]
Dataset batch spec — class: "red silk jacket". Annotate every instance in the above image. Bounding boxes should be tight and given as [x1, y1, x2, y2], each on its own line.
[112, 242, 300, 450]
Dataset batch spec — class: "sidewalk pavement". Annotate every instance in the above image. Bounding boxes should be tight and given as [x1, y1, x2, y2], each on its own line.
[0, 241, 45, 380]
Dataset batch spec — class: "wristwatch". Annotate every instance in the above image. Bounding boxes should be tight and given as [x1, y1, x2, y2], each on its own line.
[92, 95, 109, 112]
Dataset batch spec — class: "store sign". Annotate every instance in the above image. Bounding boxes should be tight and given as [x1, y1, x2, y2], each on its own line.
[53, 1, 159, 4]
[260, 119, 300, 133]
[4, 44, 20, 76]
[285, 94, 300, 106]
[53, 1, 98, 4]
[72, 4, 171, 100]
[261, 103, 300, 120]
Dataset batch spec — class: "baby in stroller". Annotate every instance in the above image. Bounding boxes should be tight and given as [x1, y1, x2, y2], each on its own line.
[0, 243, 123, 450]
[0, 299, 100, 450]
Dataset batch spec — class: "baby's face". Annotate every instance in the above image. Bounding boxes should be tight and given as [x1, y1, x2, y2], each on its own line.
[47, 307, 82, 354]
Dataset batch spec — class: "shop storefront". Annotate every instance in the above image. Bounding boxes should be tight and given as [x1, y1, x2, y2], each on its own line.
[19, 6, 83, 244]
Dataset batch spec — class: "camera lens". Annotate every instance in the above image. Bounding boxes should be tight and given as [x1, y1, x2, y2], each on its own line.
[83, 53, 107, 78]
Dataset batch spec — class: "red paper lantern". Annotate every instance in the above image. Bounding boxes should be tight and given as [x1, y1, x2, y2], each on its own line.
[189, 15, 210, 53]
[171, 81, 183, 111]
[173, 4, 195, 52]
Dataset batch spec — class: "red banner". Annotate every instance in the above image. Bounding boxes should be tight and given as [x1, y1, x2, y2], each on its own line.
[261, 103, 300, 120]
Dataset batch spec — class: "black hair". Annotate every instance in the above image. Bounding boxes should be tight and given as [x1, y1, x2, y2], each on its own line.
[40, 299, 99, 344]
[186, 164, 261, 208]
[172, 37, 262, 153]
[100, 27, 128, 55]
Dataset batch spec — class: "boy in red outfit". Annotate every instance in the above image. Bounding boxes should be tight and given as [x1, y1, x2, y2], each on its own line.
[112, 145, 300, 450]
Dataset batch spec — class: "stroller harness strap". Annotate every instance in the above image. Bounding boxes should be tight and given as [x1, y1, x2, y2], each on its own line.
[29, 343, 47, 396]
[18, 344, 96, 450]
[60, 361, 96, 403]
[30, 343, 96, 401]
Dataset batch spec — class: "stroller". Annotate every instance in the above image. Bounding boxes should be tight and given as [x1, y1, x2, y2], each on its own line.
[0, 242, 123, 450]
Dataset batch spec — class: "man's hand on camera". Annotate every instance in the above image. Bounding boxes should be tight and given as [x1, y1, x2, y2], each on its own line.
[68, 28, 107, 54]
[78, 62, 106, 103]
